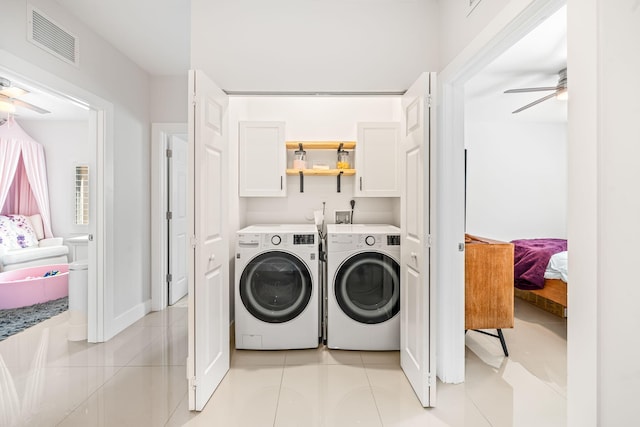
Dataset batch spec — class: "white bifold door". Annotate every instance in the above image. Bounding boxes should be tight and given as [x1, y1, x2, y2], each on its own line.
[400, 72, 437, 407]
[187, 70, 230, 411]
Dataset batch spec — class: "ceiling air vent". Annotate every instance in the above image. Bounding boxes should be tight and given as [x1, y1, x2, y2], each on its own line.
[27, 5, 79, 67]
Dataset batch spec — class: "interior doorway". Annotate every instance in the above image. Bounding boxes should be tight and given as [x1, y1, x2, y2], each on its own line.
[151, 123, 188, 310]
[435, 0, 566, 383]
[0, 61, 106, 342]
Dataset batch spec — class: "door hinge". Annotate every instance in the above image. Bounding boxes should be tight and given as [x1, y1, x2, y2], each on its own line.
[458, 242, 465, 252]
[426, 234, 432, 248]
[427, 372, 434, 387]
[188, 376, 198, 390]
[190, 235, 198, 248]
[166, 211, 173, 220]
[166, 273, 172, 283]
[166, 148, 173, 158]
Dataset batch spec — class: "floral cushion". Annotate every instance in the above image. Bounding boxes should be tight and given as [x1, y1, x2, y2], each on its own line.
[0, 215, 39, 250]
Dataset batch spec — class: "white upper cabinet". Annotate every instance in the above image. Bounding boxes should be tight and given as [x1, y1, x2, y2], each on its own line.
[355, 122, 401, 197]
[239, 121, 286, 197]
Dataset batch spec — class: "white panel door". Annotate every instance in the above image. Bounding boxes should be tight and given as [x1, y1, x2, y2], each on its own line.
[169, 134, 189, 305]
[187, 70, 230, 411]
[400, 72, 436, 407]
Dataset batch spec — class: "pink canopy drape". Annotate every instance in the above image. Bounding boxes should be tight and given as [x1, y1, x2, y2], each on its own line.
[0, 116, 54, 238]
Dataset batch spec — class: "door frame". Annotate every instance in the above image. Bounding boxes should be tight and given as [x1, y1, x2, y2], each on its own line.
[435, 0, 565, 382]
[151, 123, 188, 311]
[0, 49, 112, 342]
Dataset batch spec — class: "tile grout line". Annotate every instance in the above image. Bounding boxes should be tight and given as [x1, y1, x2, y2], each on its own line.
[362, 364, 385, 427]
[271, 351, 288, 427]
[54, 363, 126, 426]
[163, 390, 190, 427]
[464, 388, 496, 427]
[56, 315, 182, 425]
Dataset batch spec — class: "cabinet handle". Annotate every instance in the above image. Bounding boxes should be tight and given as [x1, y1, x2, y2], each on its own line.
[359, 177, 363, 191]
[280, 176, 283, 190]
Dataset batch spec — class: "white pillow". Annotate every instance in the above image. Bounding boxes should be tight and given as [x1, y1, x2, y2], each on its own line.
[0, 215, 39, 249]
[544, 251, 568, 282]
[28, 214, 45, 240]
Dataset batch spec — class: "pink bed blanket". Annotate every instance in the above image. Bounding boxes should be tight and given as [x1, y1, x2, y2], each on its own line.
[511, 238, 567, 290]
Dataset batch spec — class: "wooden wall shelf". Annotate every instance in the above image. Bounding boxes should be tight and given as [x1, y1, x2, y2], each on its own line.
[285, 141, 355, 193]
[286, 168, 355, 176]
[285, 141, 356, 150]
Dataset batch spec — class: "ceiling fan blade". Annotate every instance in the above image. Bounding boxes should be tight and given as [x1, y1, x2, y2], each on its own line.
[512, 91, 558, 114]
[504, 86, 558, 94]
[0, 94, 50, 114]
[11, 99, 51, 114]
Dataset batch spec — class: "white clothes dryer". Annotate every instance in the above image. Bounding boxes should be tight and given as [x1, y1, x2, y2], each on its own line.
[326, 224, 401, 350]
[235, 224, 319, 350]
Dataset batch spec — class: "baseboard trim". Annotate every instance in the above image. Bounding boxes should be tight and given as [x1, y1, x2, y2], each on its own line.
[107, 299, 152, 340]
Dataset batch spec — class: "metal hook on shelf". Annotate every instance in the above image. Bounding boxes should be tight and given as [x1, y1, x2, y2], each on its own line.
[299, 170, 304, 193]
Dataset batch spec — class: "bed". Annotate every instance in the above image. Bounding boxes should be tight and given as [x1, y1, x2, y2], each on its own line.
[511, 238, 568, 317]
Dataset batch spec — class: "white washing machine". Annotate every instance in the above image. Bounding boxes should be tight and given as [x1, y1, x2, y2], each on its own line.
[235, 224, 319, 350]
[326, 224, 401, 350]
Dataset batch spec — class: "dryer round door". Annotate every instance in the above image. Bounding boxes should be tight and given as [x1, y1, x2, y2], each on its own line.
[334, 252, 400, 324]
[240, 251, 313, 323]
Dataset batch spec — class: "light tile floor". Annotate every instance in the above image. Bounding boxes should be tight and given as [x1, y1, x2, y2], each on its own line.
[0, 298, 566, 426]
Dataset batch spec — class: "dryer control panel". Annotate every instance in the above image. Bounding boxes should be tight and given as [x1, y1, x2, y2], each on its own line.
[328, 233, 400, 250]
[356, 234, 400, 249]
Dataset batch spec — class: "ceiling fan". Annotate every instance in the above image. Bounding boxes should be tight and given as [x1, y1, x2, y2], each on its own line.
[0, 77, 51, 115]
[504, 68, 567, 114]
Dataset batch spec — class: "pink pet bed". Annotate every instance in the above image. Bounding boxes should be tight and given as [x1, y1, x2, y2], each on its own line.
[0, 264, 69, 309]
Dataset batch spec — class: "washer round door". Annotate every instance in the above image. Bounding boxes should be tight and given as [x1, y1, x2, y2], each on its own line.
[240, 251, 313, 323]
[334, 252, 400, 324]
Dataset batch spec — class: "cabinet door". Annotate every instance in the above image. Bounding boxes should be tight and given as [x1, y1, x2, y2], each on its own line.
[239, 121, 286, 197]
[355, 122, 400, 197]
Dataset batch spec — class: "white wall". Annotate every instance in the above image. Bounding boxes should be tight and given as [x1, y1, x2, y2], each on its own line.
[191, 0, 439, 92]
[465, 121, 567, 242]
[0, 0, 152, 339]
[149, 75, 188, 123]
[19, 120, 90, 239]
[568, 1, 640, 426]
[438, 0, 512, 69]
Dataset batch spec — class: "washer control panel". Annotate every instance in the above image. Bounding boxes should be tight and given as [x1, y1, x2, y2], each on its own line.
[237, 232, 316, 250]
[387, 235, 400, 246]
[293, 234, 315, 245]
